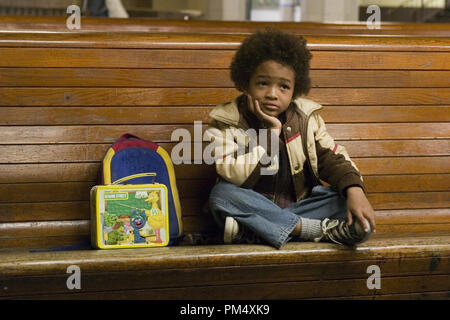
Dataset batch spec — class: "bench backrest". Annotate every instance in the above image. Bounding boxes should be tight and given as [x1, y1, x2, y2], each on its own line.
[1, 16, 450, 36]
[0, 32, 449, 248]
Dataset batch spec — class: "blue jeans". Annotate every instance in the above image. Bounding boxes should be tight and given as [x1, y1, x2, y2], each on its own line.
[209, 180, 347, 249]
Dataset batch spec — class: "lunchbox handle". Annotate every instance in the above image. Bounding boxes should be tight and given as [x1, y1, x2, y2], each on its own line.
[111, 172, 156, 185]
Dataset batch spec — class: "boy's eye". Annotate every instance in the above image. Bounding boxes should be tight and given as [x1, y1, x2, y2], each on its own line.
[281, 84, 290, 90]
[257, 81, 267, 86]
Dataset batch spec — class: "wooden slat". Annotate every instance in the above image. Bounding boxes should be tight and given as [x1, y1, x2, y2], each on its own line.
[2, 106, 449, 125]
[1, 17, 449, 36]
[1, 48, 450, 70]
[0, 33, 449, 52]
[0, 68, 233, 88]
[0, 48, 235, 68]
[1, 140, 448, 164]
[326, 123, 450, 139]
[23, 274, 446, 299]
[0, 172, 450, 198]
[0, 179, 215, 204]
[340, 140, 449, 157]
[311, 51, 450, 69]
[1, 69, 450, 88]
[0, 198, 206, 222]
[0, 108, 212, 126]
[1, 88, 448, 106]
[0, 220, 88, 238]
[311, 88, 450, 105]
[0, 123, 448, 147]
[367, 192, 450, 210]
[371, 208, 450, 224]
[0, 202, 90, 222]
[1, 256, 448, 298]
[354, 157, 450, 175]
[1, 174, 448, 206]
[0, 88, 237, 106]
[363, 174, 450, 193]
[311, 70, 450, 87]
[0, 157, 448, 184]
[0, 123, 448, 144]
[0, 235, 90, 250]
[0, 163, 212, 183]
[321, 106, 450, 123]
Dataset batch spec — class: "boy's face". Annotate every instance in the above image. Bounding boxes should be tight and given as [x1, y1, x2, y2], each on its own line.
[246, 60, 295, 118]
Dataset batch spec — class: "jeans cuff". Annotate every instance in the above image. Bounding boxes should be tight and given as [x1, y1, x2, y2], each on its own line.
[275, 215, 301, 249]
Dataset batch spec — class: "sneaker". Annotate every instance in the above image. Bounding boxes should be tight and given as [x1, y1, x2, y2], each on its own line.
[314, 218, 372, 246]
[224, 216, 240, 244]
[223, 216, 263, 244]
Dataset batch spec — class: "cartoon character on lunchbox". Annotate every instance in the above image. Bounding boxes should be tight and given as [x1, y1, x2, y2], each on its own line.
[91, 173, 170, 249]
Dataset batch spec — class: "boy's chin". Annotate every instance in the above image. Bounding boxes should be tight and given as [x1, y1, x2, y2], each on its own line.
[261, 109, 280, 118]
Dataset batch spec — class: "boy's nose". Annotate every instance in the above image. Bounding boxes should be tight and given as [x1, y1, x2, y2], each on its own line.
[265, 87, 277, 99]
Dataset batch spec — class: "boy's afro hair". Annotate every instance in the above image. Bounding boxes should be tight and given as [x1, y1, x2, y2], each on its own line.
[230, 28, 312, 98]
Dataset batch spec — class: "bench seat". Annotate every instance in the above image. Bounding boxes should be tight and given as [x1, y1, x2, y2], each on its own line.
[1, 232, 449, 299]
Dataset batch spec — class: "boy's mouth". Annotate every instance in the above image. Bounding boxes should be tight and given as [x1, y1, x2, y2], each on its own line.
[262, 103, 279, 111]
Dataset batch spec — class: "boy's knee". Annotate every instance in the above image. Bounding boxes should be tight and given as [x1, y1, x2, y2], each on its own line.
[210, 179, 240, 199]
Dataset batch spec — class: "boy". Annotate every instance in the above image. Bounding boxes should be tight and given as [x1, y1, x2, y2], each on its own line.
[205, 29, 376, 249]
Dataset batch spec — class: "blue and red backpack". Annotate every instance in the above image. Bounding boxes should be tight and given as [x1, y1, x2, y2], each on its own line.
[98, 133, 183, 245]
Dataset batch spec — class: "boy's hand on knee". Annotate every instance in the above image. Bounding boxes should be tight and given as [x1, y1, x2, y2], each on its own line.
[345, 186, 376, 233]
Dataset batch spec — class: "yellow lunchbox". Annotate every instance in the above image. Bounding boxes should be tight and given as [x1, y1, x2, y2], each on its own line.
[90, 173, 169, 249]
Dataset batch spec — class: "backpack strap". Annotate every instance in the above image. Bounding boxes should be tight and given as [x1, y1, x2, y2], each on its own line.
[111, 172, 156, 185]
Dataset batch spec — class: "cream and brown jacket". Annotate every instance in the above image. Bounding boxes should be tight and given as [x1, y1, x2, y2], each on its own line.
[204, 95, 365, 203]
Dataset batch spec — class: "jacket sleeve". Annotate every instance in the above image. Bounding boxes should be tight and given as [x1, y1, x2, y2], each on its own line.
[204, 120, 279, 188]
[312, 112, 365, 197]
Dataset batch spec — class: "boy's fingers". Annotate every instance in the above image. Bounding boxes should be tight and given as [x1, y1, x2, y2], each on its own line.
[358, 215, 371, 233]
[361, 207, 376, 232]
[352, 209, 370, 232]
[367, 211, 377, 232]
[254, 99, 264, 117]
[247, 95, 254, 113]
[254, 99, 268, 122]
[346, 210, 353, 226]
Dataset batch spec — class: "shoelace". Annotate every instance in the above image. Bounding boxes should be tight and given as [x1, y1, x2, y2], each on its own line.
[314, 218, 355, 245]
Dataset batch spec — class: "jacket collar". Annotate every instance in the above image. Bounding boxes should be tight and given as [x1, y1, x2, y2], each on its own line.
[209, 95, 323, 126]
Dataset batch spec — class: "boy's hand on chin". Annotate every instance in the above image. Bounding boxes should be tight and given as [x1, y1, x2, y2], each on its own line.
[345, 186, 376, 233]
[247, 94, 282, 136]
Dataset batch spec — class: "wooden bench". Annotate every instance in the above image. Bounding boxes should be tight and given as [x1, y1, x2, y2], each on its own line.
[1, 15, 450, 36]
[0, 32, 449, 299]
